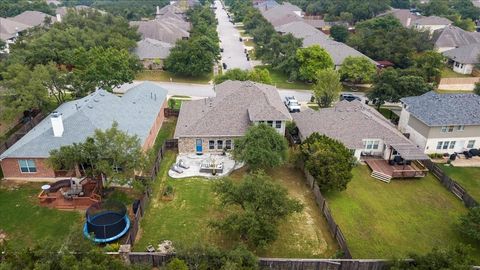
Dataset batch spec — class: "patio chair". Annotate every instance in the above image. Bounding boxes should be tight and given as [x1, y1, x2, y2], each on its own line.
[170, 164, 184, 174]
[178, 159, 190, 169]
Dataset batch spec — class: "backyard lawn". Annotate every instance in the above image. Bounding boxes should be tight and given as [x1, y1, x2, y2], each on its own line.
[136, 70, 212, 84]
[255, 66, 313, 90]
[441, 67, 473, 78]
[325, 165, 480, 259]
[441, 166, 480, 202]
[135, 153, 338, 258]
[0, 182, 83, 250]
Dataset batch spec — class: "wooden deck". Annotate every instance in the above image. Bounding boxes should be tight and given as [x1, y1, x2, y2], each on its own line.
[365, 159, 428, 182]
[38, 180, 101, 210]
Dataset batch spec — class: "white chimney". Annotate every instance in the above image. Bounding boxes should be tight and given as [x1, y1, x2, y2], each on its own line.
[51, 111, 64, 137]
[156, 6, 160, 15]
[406, 17, 411, 27]
[56, 13, 62, 22]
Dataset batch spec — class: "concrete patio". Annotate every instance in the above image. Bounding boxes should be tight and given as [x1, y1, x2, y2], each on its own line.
[450, 156, 480, 167]
[168, 153, 243, 179]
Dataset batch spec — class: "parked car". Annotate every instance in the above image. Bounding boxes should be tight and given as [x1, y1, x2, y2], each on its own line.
[284, 96, 301, 113]
[340, 94, 361, 102]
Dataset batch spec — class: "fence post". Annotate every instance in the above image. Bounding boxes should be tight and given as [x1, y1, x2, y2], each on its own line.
[119, 245, 131, 265]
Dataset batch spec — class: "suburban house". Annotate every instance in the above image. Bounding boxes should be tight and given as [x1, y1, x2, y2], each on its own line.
[293, 101, 429, 182]
[0, 11, 54, 53]
[433, 25, 480, 52]
[275, 21, 376, 68]
[380, 9, 451, 34]
[0, 82, 168, 181]
[260, 2, 303, 27]
[443, 43, 480, 74]
[174, 80, 291, 154]
[399, 91, 480, 155]
[134, 38, 173, 69]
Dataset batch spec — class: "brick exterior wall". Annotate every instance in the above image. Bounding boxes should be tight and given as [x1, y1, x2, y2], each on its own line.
[0, 158, 57, 181]
[178, 136, 240, 154]
[142, 100, 167, 151]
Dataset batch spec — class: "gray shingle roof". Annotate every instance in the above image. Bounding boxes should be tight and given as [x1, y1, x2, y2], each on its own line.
[443, 43, 480, 64]
[134, 38, 173, 60]
[261, 3, 302, 27]
[433, 25, 480, 49]
[174, 81, 291, 138]
[413, 15, 451, 26]
[293, 100, 413, 149]
[0, 17, 30, 41]
[275, 21, 375, 66]
[0, 82, 167, 159]
[10, 11, 54, 27]
[130, 17, 190, 44]
[383, 9, 420, 27]
[401, 91, 480, 126]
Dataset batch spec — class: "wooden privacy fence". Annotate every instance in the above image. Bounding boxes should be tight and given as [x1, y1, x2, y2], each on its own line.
[424, 160, 478, 208]
[150, 139, 178, 179]
[0, 112, 45, 155]
[303, 167, 352, 259]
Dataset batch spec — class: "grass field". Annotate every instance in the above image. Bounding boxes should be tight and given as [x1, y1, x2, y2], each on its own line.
[441, 166, 480, 202]
[136, 70, 213, 84]
[255, 66, 313, 90]
[324, 165, 480, 259]
[441, 67, 473, 78]
[135, 153, 338, 258]
[0, 182, 83, 250]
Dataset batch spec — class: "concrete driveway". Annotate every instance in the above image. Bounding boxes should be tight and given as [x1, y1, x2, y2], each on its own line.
[214, 0, 252, 71]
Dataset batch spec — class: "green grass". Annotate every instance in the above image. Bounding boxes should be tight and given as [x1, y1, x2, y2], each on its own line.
[0, 182, 82, 250]
[441, 67, 473, 78]
[324, 165, 480, 259]
[255, 66, 313, 90]
[136, 70, 213, 84]
[152, 118, 177, 153]
[376, 107, 399, 121]
[135, 155, 338, 258]
[441, 166, 480, 202]
[244, 39, 255, 47]
[169, 98, 188, 110]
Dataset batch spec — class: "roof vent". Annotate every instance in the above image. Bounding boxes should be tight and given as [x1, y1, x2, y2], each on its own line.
[51, 111, 64, 137]
[88, 105, 93, 109]
[99, 92, 105, 96]
[93, 98, 99, 102]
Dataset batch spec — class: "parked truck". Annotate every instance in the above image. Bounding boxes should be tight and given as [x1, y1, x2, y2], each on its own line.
[284, 96, 301, 113]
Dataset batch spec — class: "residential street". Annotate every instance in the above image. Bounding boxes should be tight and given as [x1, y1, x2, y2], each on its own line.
[214, 0, 252, 70]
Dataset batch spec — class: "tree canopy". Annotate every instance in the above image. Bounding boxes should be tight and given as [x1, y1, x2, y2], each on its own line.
[413, 51, 444, 83]
[368, 68, 434, 107]
[296, 45, 334, 82]
[300, 133, 355, 192]
[233, 124, 288, 171]
[0, 0, 53, 17]
[312, 69, 343, 108]
[212, 171, 303, 247]
[339, 56, 377, 84]
[458, 206, 480, 242]
[330, 25, 349, 43]
[213, 68, 273, 85]
[47, 122, 146, 188]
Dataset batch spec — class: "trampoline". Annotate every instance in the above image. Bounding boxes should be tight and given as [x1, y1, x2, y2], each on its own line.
[83, 200, 130, 243]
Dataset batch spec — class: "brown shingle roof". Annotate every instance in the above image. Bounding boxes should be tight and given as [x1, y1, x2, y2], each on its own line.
[174, 81, 291, 138]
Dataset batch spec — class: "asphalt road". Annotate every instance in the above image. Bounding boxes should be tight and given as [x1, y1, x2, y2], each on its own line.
[214, 0, 252, 71]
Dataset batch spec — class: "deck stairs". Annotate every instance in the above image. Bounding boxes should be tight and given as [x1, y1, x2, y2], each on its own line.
[371, 170, 392, 183]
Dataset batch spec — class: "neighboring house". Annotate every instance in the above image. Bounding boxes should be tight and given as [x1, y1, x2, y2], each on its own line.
[174, 80, 292, 154]
[399, 91, 480, 154]
[379, 9, 451, 34]
[0, 82, 168, 181]
[134, 38, 173, 69]
[433, 25, 480, 52]
[10, 11, 55, 27]
[275, 21, 376, 68]
[260, 2, 303, 27]
[443, 43, 480, 74]
[293, 101, 429, 182]
[253, 0, 279, 12]
[382, 9, 421, 28]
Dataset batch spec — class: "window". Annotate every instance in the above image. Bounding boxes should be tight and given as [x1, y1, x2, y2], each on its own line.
[457, 125, 464, 131]
[226, 140, 232, 150]
[372, 141, 379, 150]
[209, 140, 215, 150]
[275, 121, 281, 128]
[467, 140, 476, 148]
[436, 141, 443, 150]
[19, 160, 36, 173]
[267, 121, 273, 127]
[448, 126, 454, 132]
[449, 141, 456, 149]
[442, 141, 449, 149]
[364, 140, 380, 150]
[441, 126, 447, 132]
[441, 126, 454, 133]
[217, 140, 223, 149]
[259, 121, 264, 124]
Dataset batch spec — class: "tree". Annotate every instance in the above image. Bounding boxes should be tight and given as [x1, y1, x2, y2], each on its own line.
[390, 245, 474, 270]
[233, 124, 288, 170]
[300, 133, 355, 192]
[414, 51, 444, 83]
[296, 45, 334, 82]
[458, 206, 480, 242]
[47, 122, 146, 188]
[368, 68, 434, 108]
[0, 63, 50, 120]
[33, 62, 74, 104]
[212, 171, 303, 247]
[339, 56, 377, 84]
[475, 82, 480, 95]
[330, 25, 349, 43]
[72, 47, 141, 94]
[213, 68, 272, 85]
[166, 258, 189, 270]
[177, 244, 258, 270]
[313, 69, 343, 108]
